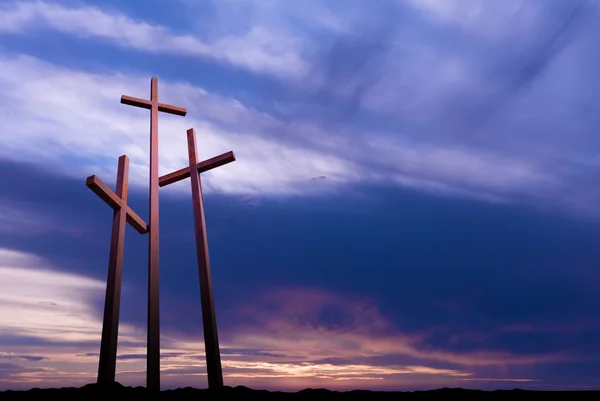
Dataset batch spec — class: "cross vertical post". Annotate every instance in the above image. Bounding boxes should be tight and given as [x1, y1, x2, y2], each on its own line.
[147, 76, 160, 393]
[121, 77, 187, 391]
[86, 155, 149, 385]
[187, 129, 224, 390]
[159, 128, 235, 390]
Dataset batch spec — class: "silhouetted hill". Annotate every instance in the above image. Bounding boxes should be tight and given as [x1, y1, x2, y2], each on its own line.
[0, 383, 598, 400]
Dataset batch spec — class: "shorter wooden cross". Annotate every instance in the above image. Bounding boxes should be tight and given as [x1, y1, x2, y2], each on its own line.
[86, 155, 149, 385]
[159, 128, 235, 390]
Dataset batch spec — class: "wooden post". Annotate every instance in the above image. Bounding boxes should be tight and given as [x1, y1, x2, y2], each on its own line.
[120, 78, 187, 391]
[159, 128, 235, 389]
[86, 155, 148, 385]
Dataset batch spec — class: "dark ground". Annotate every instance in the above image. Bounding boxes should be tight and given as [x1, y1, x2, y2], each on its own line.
[0, 383, 598, 400]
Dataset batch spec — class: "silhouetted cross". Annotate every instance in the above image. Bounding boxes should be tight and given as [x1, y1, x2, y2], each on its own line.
[159, 128, 235, 390]
[86, 155, 148, 385]
[121, 77, 186, 391]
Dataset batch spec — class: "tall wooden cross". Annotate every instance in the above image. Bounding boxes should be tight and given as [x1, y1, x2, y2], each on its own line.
[159, 128, 235, 389]
[121, 77, 187, 391]
[86, 155, 149, 385]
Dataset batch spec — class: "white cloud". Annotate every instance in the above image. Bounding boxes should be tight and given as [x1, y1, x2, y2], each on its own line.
[202, 0, 352, 34]
[405, 0, 545, 42]
[0, 0, 592, 209]
[0, 247, 151, 389]
[0, 54, 360, 196]
[0, 1, 308, 78]
[367, 135, 553, 193]
[0, 0, 594, 212]
[0, 248, 142, 344]
[0, 51, 568, 206]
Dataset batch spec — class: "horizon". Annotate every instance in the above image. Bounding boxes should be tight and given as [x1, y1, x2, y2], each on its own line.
[1, 0, 600, 392]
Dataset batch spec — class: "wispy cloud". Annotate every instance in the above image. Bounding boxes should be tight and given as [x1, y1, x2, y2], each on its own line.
[0, 1, 307, 78]
[0, 54, 359, 196]
[2, 0, 600, 216]
[153, 286, 558, 390]
[0, 267, 553, 390]
[226, 287, 575, 368]
[462, 378, 540, 382]
[0, 51, 565, 207]
[0, 251, 95, 388]
[0, 198, 95, 238]
[0, 353, 47, 362]
[0, 248, 141, 344]
[0, 247, 149, 389]
[405, 0, 545, 40]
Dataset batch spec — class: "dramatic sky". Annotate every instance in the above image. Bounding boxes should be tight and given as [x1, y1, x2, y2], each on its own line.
[1, 0, 600, 392]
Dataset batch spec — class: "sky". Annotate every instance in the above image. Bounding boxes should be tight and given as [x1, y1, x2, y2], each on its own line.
[1, 0, 600, 392]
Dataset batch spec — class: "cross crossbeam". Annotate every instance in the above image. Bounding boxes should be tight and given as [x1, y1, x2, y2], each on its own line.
[159, 128, 235, 390]
[121, 95, 187, 116]
[86, 175, 148, 234]
[86, 155, 148, 385]
[159, 151, 235, 187]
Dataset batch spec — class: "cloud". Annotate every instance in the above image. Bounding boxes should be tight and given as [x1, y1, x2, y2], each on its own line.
[2, 1, 600, 216]
[316, 0, 600, 215]
[0, 255, 590, 391]
[0, 247, 150, 389]
[0, 200, 58, 237]
[149, 286, 562, 390]
[0, 1, 308, 78]
[462, 378, 539, 382]
[405, 0, 546, 41]
[0, 362, 49, 383]
[225, 287, 574, 369]
[198, 0, 353, 35]
[0, 248, 143, 344]
[0, 51, 562, 208]
[0, 197, 96, 238]
[0, 353, 47, 362]
[0, 54, 360, 197]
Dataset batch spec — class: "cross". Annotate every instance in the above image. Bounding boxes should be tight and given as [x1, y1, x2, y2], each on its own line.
[159, 128, 235, 390]
[121, 77, 186, 391]
[86, 155, 148, 385]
